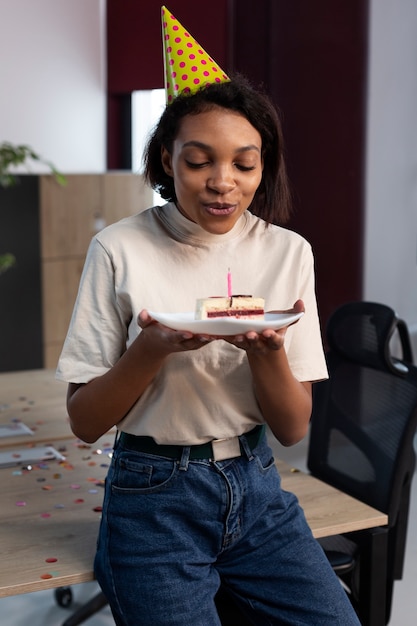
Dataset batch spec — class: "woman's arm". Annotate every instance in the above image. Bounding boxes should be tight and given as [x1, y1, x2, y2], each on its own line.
[224, 299, 312, 446]
[67, 310, 213, 443]
[247, 348, 312, 446]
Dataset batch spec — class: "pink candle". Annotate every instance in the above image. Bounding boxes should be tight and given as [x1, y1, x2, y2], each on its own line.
[227, 269, 232, 297]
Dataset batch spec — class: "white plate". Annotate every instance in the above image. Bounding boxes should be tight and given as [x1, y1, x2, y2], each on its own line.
[148, 311, 304, 336]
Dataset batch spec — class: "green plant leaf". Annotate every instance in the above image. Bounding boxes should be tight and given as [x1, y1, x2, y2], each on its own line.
[0, 253, 16, 274]
[0, 141, 66, 188]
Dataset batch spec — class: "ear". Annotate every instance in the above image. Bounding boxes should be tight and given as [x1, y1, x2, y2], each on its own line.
[161, 146, 173, 176]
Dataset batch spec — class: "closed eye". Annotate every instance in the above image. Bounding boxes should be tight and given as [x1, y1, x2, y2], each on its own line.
[235, 164, 256, 171]
[185, 160, 209, 169]
[185, 161, 256, 171]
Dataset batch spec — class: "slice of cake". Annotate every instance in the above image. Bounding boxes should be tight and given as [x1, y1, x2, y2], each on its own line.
[195, 295, 265, 320]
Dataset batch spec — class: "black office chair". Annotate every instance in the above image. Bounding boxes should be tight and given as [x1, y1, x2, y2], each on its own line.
[307, 301, 417, 626]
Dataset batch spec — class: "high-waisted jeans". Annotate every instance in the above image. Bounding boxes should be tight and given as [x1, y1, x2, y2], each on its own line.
[94, 433, 360, 625]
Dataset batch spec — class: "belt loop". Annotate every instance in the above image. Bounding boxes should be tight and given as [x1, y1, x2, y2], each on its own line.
[239, 434, 254, 461]
[113, 430, 121, 450]
[179, 446, 191, 471]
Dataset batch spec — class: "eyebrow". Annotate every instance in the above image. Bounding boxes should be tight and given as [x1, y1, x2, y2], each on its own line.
[181, 140, 261, 154]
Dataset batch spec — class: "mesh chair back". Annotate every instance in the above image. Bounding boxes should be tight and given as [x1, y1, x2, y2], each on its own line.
[308, 302, 417, 519]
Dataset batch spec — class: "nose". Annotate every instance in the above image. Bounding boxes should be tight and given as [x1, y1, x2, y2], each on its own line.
[206, 165, 236, 194]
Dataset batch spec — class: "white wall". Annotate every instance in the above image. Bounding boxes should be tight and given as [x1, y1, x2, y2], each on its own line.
[0, 0, 106, 173]
[365, 0, 417, 350]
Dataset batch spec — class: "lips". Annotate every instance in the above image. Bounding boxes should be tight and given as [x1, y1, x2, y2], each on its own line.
[204, 203, 236, 216]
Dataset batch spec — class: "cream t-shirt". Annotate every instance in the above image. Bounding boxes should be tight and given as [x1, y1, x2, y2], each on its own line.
[56, 203, 328, 444]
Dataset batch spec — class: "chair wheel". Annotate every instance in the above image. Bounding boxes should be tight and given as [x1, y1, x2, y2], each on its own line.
[55, 586, 73, 608]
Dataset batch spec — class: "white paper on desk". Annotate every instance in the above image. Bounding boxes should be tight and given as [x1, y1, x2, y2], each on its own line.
[0, 422, 34, 438]
[0, 446, 66, 468]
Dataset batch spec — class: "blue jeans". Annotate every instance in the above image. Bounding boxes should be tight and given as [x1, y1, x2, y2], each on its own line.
[94, 433, 360, 625]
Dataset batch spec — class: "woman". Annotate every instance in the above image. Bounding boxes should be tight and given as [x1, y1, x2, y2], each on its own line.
[56, 10, 360, 624]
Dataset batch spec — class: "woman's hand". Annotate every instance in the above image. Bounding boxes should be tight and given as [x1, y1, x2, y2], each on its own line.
[219, 299, 305, 354]
[138, 310, 214, 355]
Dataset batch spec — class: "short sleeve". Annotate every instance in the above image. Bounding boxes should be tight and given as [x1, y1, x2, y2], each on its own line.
[56, 237, 130, 383]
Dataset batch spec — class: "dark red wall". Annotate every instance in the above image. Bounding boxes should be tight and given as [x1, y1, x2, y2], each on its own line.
[233, 0, 368, 330]
[107, 0, 231, 92]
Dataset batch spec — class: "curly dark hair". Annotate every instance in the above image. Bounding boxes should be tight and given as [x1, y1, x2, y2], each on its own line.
[143, 73, 292, 225]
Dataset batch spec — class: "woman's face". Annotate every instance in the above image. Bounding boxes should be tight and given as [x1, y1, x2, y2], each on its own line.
[161, 108, 263, 235]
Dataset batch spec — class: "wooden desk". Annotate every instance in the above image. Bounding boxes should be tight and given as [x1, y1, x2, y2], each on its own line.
[0, 370, 71, 447]
[276, 460, 388, 538]
[0, 441, 387, 598]
[0, 435, 114, 597]
[0, 369, 389, 626]
[0, 368, 389, 619]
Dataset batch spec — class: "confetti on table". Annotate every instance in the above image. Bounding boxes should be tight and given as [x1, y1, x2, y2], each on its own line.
[60, 462, 74, 470]
[45, 557, 58, 563]
[77, 442, 92, 449]
[15, 501, 26, 507]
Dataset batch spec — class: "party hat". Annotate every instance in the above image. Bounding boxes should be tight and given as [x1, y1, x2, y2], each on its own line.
[161, 5, 230, 104]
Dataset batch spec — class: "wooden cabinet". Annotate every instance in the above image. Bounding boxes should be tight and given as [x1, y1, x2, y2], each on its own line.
[0, 173, 153, 371]
[40, 173, 153, 369]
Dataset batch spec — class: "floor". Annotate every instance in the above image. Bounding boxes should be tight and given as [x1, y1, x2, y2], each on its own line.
[1, 431, 416, 625]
